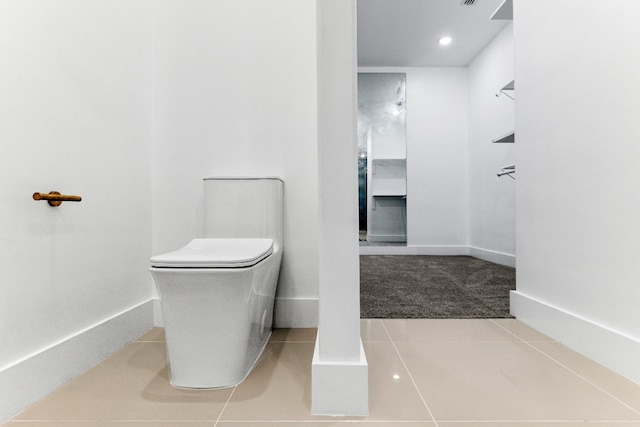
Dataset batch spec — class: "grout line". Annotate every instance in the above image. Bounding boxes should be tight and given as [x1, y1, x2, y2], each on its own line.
[449, 422, 640, 425]
[379, 319, 440, 427]
[489, 319, 640, 417]
[207, 421, 436, 424]
[3, 422, 488, 425]
[214, 385, 237, 427]
[206, 421, 437, 424]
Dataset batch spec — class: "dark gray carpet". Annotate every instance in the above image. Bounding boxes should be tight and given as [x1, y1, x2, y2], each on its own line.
[360, 255, 516, 319]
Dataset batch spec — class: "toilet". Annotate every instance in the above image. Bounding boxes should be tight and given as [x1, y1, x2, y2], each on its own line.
[149, 177, 283, 389]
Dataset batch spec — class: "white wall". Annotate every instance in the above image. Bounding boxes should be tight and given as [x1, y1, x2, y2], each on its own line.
[406, 68, 469, 248]
[152, 0, 319, 327]
[0, 1, 153, 421]
[512, 0, 640, 382]
[468, 23, 516, 266]
[359, 67, 469, 253]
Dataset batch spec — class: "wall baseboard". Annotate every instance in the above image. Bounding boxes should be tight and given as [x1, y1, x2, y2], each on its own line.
[0, 300, 154, 423]
[274, 296, 318, 328]
[469, 246, 516, 267]
[359, 245, 516, 268]
[511, 291, 640, 384]
[359, 245, 470, 256]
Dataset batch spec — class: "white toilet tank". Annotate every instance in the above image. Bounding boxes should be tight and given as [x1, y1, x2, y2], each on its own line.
[203, 177, 283, 248]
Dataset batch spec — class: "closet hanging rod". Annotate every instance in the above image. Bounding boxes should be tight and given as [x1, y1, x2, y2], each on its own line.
[497, 170, 515, 180]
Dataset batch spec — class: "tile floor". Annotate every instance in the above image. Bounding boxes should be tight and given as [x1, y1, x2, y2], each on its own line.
[4, 319, 640, 426]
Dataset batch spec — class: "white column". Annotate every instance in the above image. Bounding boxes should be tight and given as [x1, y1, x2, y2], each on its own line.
[312, 0, 368, 416]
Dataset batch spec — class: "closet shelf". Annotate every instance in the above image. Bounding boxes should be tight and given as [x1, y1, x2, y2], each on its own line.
[496, 80, 515, 99]
[501, 80, 515, 91]
[372, 180, 406, 197]
[492, 130, 515, 143]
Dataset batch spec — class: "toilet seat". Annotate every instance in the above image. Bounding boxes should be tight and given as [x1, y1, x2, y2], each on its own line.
[150, 238, 273, 268]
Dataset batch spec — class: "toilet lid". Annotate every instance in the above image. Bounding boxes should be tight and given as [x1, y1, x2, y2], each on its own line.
[150, 238, 274, 268]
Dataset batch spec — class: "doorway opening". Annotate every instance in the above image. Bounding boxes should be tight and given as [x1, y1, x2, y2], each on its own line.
[356, 0, 516, 319]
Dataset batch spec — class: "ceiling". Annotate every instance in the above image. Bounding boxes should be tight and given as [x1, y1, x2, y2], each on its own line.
[357, 0, 510, 67]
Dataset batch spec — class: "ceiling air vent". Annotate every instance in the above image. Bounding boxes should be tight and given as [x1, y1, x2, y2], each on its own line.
[460, 0, 477, 5]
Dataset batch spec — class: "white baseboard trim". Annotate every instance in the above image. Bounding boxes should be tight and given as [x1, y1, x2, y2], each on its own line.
[359, 245, 470, 256]
[0, 300, 154, 423]
[358, 245, 516, 268]
[469, 246, 516, 267]
[311, 337, 368, 416]
[511, 291, 640, 384]
[274, 296, 319, 328]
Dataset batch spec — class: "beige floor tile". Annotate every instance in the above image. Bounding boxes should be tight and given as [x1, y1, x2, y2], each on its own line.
[14, 342, 231, 422]
[395, 340, 640, 422]
[221, 340, 433, 422]
[383, 319, 520, 342]
[361, 341, 435, 421]
[219, 341, 319, 420]
[8, 321, 640, 426]
[532, 340, 640, 412]
[491, 318, 554, 342]
[270, 327, 317, 342]
[134, 326, 166, 342]
[361, 319, 391, 341]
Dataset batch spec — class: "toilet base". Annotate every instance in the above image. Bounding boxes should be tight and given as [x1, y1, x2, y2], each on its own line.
[167, 331, 271, 390]
[151, 255, 280, 389]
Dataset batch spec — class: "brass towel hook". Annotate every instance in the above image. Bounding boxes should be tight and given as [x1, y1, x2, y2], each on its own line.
[33, 191, 82, 207]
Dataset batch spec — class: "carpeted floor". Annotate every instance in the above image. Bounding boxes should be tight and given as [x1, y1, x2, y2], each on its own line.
[360, 255, 516, 318]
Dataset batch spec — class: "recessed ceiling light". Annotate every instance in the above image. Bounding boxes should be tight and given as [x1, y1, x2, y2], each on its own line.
[438, 36, 452, 46]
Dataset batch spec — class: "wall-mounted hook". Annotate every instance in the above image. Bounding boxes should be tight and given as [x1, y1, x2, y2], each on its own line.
[33, 191, 82, 207]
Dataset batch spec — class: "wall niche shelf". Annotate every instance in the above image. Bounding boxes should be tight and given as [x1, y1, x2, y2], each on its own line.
[371, 158, 406, 196]
[372, 193, 406, 197]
